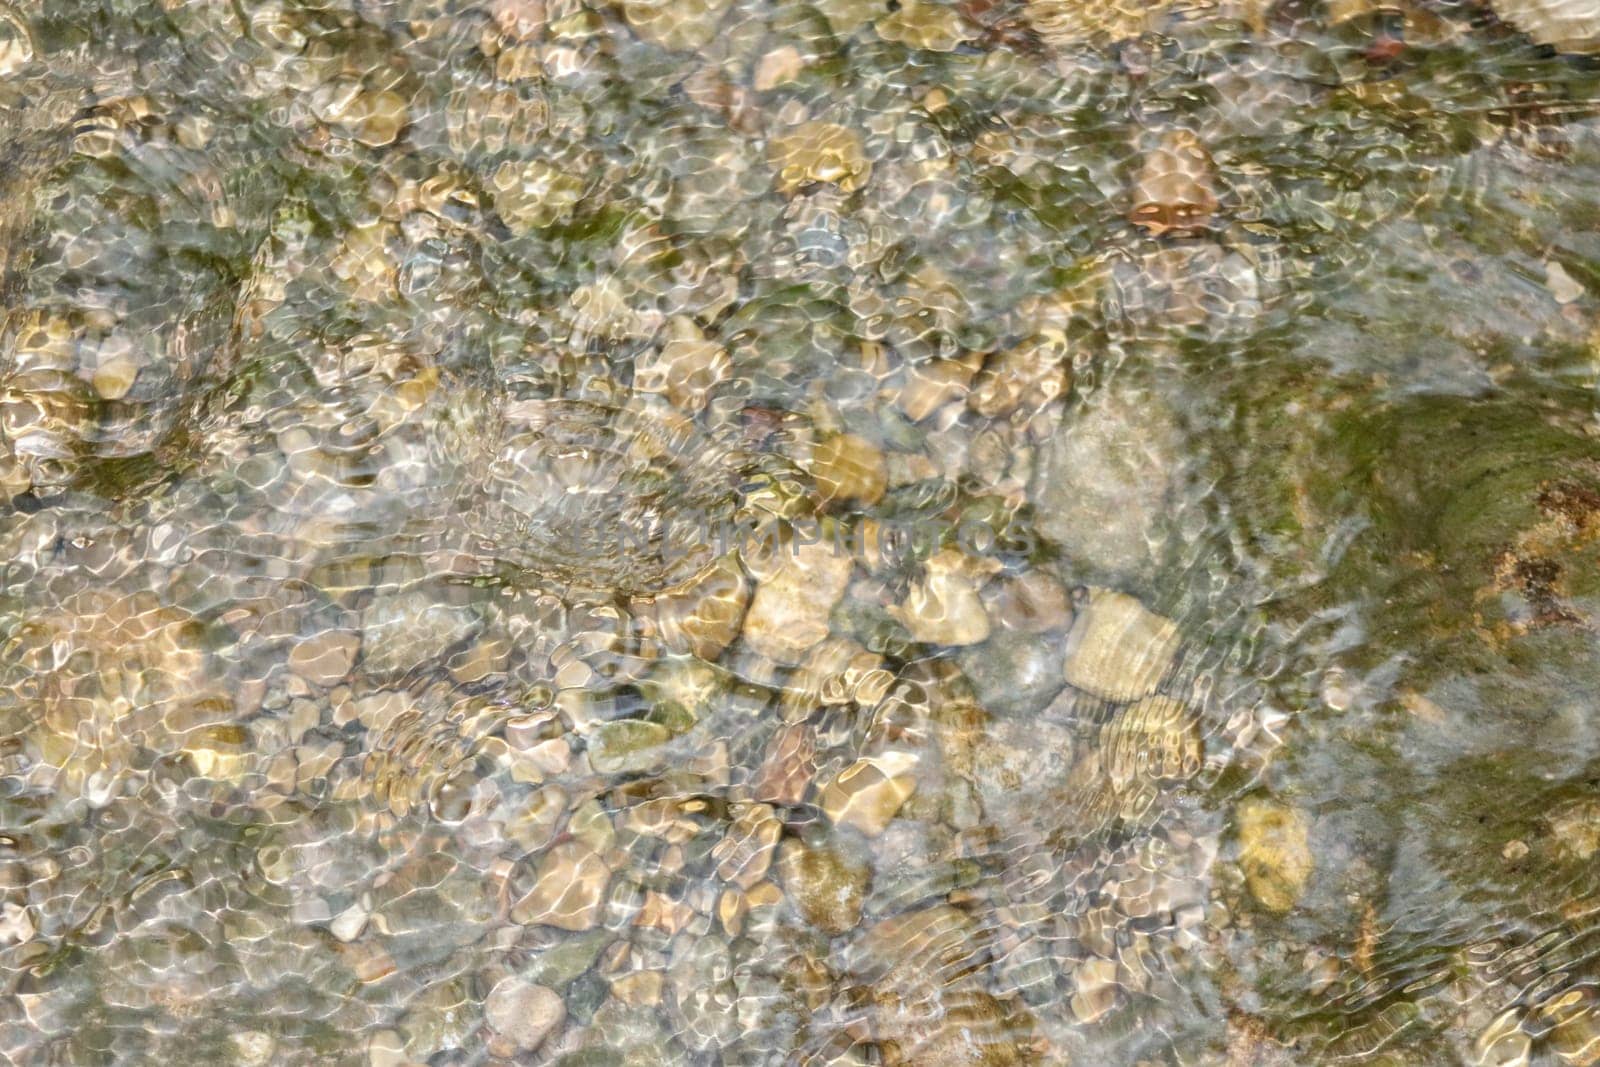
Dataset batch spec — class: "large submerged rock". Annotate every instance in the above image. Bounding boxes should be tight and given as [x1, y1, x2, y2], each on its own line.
[1031, 372, 1183, 582]
[1492, 0, 1600, 52]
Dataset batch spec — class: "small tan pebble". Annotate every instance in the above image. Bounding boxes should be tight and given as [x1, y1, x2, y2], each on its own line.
[810, 432, 887, 507]
[751, 724, 818, 806]
[0, 6, 34, 79]
[747, 881, 783, 909]
[184, 725, 252, 783]
[875, 0, 974, 50]
[490, 159, 585, 234]
[366, 1030, 409, 1067]
[322, 86, 410, 148]
[1547, 260, 1585, 304]
[753, 45, 804, 91]
[330, 899, 370, 942]
[511, 841, 612, 930]
[485, 976, 565, 1051]
[984, 569, 1071, 633]
[490, 0, 546, 40]
[635, 553, 749, 661]
[741, 539, 853, 664]
[635, 890, 696, 935]
[523, 736, 572, 777]
[1069, 957, 1121, 1023]
[718, 888, 748, 935]
[818, 752, 918, 837]
[1399, 689, 1448, 724]
[354, 90, 409, 148]
[91, 357, 139, 400]
[449, 634, 512, 684]
[621, 0, 734, 49]
[1062, 589, 1179, 703]
[610, 970, 664, 1007]
[893, 354, 981, 421]
[885, 451, 941, 486]
[1129, 129, 1219, 237]
[633, 315, 730, 414]
[969, 332, 1070, 418]
[1492, 0, 1600, 54]
[229, 1031, 276, 1067]
[288, 630, 361, 687]
[712, 803, 783, 888]
[778, 836, 870, 935]
[768, 120, 871, 195]
[888, 548, 993, 646]
[1236, 796, 1313, 913]
[1545, 797, 1600, 861]
[345, 942, 398, 984]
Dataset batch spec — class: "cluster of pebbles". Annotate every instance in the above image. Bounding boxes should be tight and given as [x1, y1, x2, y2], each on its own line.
[1, 0, 1598, 1063]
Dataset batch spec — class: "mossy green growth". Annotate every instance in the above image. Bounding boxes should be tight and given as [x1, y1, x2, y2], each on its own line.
[1224, 371, 1600, 689]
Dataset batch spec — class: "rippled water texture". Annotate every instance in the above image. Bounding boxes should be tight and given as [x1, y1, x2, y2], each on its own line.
[8, 0, 1600, 1063]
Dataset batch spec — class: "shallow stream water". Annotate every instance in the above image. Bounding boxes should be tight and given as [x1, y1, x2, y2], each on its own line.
[5, 1, 1600, 1064]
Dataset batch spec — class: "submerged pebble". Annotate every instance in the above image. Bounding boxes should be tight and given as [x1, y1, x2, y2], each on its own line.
[1235, 796, 1313, 913]
[1062, 590, 1181, 703]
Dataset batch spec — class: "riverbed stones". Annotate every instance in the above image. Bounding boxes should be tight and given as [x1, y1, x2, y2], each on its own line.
[336, 89, 409, 148]
[359, 591, 479, 677]
[818, 752, 919, 837]
[229, 1031, 276, 1067]
[490, 159, 585, 234]
[621, 0, 733, 49]
[1545, 797, 1600, 861]
[876, 989, 1029, 1066]
[587, 719, 671, 775]
[778, 835, 870, 935]
[512, 841, 612, 929]
[742, 538, 853, 663]
[982, 570, 1071, 634]
[958, 629, 1065, 717]
[1545, 988, 1600, 1065]
[875, 0, 974, 51]
[289, 630, 361, 687]
[769, 121, 871, 195]
[489, 0, 546, 39]
[485, 976, 564, 1052]
[751, 724, 818, 806]
[1491, 0, 1600, 52]
[1062, 590, 1180, 703]
[712, 803, 782, 888]
[0, 5, 33, 78]
[1130, 130, 1220, 237]
[894, 354, 982, 421]
[634, 555, 750, 661]
[970, 716, 1075, 819]
[1032, 374, 1183, 581]
[890, 549, 995, 647]
[810, 432, 888, 507]
[1025, 0, 1169, 49]
[1070, 956, 1121, 1024]
[1099, 696, 1203, 790]
[632, 316, 730, 415]
[1236, 796, 1312, 913]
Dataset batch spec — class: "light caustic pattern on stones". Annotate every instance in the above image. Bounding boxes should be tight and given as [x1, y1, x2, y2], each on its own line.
[5, 0, 1600, 1064]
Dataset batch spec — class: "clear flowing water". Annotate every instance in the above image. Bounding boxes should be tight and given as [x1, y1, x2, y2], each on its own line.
[4, 1, 1600, 1064]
